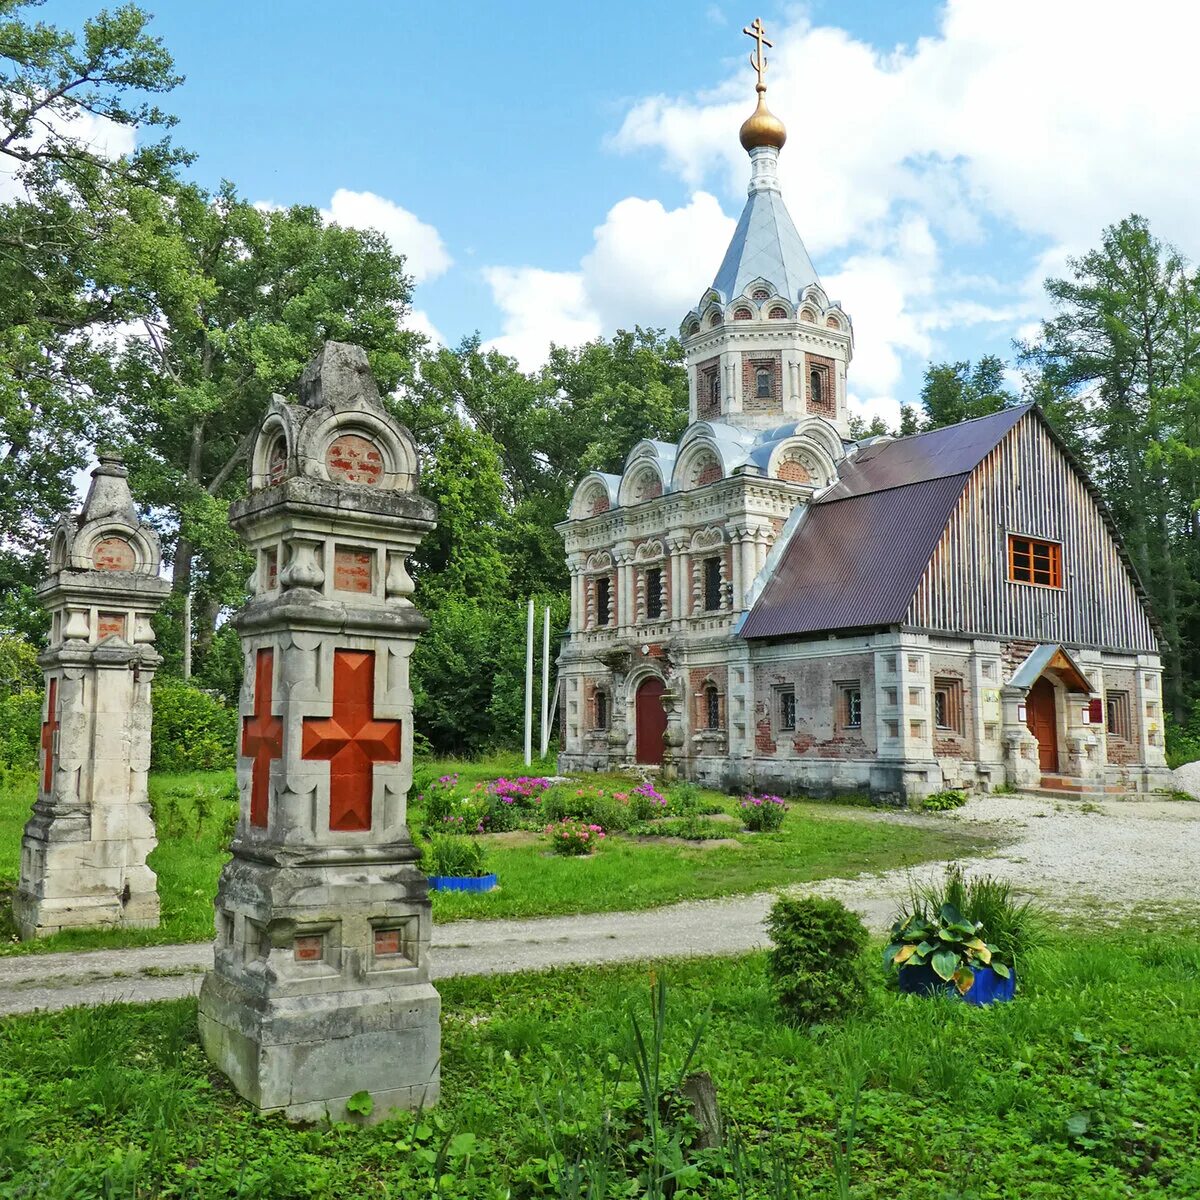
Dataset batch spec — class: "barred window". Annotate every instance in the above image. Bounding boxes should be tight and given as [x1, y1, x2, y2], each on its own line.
[645, 567, 664, 621]
[705, 685, 721, 731]
[836, 682, 862, 731]
[596, 576, 611, 626]
[703, 557, 723, 611]
[779, 688, 796, 731]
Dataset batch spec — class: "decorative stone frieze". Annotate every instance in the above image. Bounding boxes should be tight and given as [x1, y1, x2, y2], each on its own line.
[15, 453, 170, 938]
[197, 341, 440, 1123]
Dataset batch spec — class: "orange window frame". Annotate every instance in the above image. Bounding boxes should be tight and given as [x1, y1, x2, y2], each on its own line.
[1007, 535, 1062, 589]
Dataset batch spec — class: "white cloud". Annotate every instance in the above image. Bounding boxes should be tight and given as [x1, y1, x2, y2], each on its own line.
[321, 188, 452, 283]
[483, 192, 734, 368]
[401, 307, 446, 348]
[592, 0, 1200, 416]
[616, 1, 1200, 256]
[481, 267, 598, 370]
[0, 106, 136, 202]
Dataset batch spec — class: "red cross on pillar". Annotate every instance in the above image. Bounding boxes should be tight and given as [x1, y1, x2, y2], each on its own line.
[302, 649, 400, 832]
[243, 648, 283, 828]
[41, 678, 59, 792]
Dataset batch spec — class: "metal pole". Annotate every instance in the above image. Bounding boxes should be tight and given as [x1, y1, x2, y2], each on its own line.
[524, 598, 534, 766]
[540, 675, 561, 760]
[539, 606, 550, 763]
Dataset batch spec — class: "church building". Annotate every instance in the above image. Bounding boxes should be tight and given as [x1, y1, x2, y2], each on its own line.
[556, 22, 1170, 802]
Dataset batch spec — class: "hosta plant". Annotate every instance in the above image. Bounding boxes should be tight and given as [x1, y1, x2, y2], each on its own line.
[884, 902, 1011, 995]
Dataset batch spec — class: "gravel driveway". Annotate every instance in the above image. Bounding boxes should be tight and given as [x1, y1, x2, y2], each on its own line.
[1, 792, 1196, 1016]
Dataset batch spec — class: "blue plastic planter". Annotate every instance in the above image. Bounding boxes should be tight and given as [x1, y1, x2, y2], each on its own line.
[428, 873, 498, 893]
[896, 962, 1016, 1005]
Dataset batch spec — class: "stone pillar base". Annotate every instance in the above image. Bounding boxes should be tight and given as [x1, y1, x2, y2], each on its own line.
[199, 851, 439, 1123]
[198, 973, 440, 1124]
[14, 809, 160, 938]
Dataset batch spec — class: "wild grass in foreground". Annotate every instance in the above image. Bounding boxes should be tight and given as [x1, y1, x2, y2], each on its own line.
[0, 933, 1197, 1197]
[0, 757, 988, 951]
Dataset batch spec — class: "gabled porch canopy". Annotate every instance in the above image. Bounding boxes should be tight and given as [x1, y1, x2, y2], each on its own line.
[1008, 644, 1094, 694]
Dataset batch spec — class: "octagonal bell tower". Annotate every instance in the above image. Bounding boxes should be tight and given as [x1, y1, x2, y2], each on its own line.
[681, 19, 854, 437]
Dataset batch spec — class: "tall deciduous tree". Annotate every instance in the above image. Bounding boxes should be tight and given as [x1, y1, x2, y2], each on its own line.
[917, 355, 1015, 429]
[0, 2, 184, 630]
[108, 183, 422, 675]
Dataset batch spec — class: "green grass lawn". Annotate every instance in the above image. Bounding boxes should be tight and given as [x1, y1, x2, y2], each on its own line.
[0, 757, 988, 954]
[0, 933, 1196, 1198]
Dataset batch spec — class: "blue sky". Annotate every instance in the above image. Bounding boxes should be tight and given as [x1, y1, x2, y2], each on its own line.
[55, 1, 1200, 422]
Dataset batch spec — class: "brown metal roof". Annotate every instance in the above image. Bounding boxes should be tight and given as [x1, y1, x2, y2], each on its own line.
[740, 474, 970, 638]
[822, 404, 1030, 501]
[742, 406, 1032, 640]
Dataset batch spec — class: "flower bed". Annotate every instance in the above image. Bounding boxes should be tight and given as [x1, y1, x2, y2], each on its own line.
[740, 793, 788, 832]
[544, 818, 606, 856]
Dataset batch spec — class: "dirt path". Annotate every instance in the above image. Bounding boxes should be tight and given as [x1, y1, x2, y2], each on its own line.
[1, 793, 1195, 1017]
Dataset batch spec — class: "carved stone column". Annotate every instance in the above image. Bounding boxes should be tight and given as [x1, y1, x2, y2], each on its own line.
[197, 342, 440, 1123]
[15, 454, 170, 939]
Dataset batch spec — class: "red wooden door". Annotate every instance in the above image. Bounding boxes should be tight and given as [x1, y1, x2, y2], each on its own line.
[1025, 677, 1059, 773]
[635, 678, 667, 765]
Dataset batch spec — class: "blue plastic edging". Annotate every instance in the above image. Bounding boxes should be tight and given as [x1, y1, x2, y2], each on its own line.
[896, 962, 1016, 1006]
[428, 873, 498, 893]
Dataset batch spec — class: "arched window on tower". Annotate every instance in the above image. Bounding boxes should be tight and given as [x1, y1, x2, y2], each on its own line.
[756, 367, 772, 399]
[710, 373, 721, 407]
[810, 369, 823, 408]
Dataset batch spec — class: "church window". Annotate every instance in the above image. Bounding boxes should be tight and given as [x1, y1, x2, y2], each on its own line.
[596, 576, 611, 626]
[1008, 535, 1062, 588]
[687, 321, 700, 337]
[709, 312, 723, 327]
[595, 690, 609, 730]
[702, 557, 723, 611]
[1105, 690, 1131, 741]
[933, 677, 964, 734]
[734, 307, 753, 320]
[769, 306, 787, 319]
[755, 367, 772, 399]
[645, 567, 664, 620]
[836, 681, 862, 731]
[704, 685, 721, 730]
[710, 373, 721, 406]
[810, 369, 822, 407]
[752, 289, 771, 302]
[778, 688, 796, 731]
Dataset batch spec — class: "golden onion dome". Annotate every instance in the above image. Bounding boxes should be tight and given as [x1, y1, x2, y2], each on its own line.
[739, 90, 787, 151]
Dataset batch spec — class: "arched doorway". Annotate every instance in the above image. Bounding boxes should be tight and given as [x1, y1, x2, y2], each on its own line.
[635, 677, 667, 765]
[1025, 677, 1059, 772]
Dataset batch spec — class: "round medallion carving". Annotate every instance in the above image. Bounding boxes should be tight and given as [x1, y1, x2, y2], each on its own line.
[92, 536, 136, 571]
[326, 433, 384, 486]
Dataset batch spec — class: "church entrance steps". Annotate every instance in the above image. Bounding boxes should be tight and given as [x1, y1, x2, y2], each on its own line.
[1017, 784, 1138, 802]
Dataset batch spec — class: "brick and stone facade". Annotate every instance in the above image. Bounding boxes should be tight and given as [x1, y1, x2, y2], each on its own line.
[556, 72, 1169, 803]
[197, 342, 440, 1122]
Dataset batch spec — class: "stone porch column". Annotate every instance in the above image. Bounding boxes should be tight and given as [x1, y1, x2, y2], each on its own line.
[14, 454, 170, 939]
[198, 342, 440, 1124]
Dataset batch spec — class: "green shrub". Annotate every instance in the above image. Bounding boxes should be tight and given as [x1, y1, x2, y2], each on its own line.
[916, 863, 1044, 965]
[0, 688, 41, 770]
[422, 834, 488, 877]
[921, 789, 967, 812]
[765, 895, 869, 1025]
[653, 815, 727, 840]
[1166, 706, 1200, 768]
[150, 679, 238, 771]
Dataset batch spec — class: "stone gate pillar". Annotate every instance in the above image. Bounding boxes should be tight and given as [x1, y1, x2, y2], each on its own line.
[197, 342, 440, 1123]
[15, 453, 170, 938]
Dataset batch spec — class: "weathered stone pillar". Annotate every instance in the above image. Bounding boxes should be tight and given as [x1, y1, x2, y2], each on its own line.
[197, 342, 440, 1123]
[15, 454, 170, 938]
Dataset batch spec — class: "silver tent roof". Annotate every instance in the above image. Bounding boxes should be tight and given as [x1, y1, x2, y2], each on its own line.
[710, 187, 819, 303]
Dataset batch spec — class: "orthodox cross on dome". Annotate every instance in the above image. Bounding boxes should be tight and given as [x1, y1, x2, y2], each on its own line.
[743, 16, 773, 91]
[41, 678, 59, 792]
[242, 649, 283, 827]
[302, 649, 401, 832]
